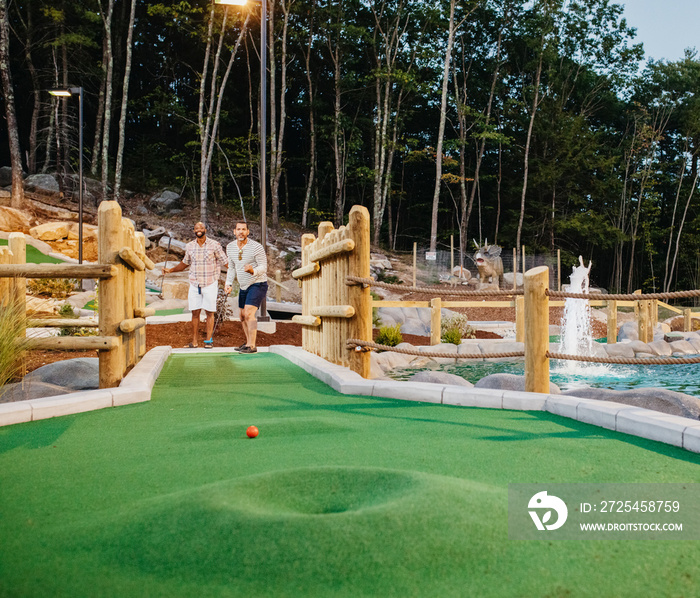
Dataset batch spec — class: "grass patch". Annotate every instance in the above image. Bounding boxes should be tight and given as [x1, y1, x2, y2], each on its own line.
[0, 238, 63, 264]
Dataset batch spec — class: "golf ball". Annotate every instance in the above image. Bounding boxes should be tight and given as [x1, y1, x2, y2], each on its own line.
[246, 426, 259, 438]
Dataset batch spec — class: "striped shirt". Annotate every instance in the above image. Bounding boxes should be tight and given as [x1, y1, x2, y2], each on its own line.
[225, 239, 267, 290]
[182, 237, 227, 287]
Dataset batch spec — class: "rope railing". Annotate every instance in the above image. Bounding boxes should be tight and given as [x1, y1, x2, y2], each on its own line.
[547, 289, 700, 301]
[345, 276, 523, 297]
[547, 352, 700, 365]
[346, 339, 525, 359]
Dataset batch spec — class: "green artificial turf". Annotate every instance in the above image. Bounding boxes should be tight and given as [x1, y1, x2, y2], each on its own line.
[0, 238, 63, 264]
[1, 353, 700, 597]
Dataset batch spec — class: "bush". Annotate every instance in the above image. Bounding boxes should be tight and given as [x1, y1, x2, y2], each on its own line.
[375, 324, 403, 347]
[441, 313, 476, 344]
[57, 301, 98, 337]
[376, 270, 402, 285]
[27, 278, 78, 299]
[0, 300, 29, 393]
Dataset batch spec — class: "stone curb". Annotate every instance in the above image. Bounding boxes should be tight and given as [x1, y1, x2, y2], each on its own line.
[269, 345, 700, 454]
[0, 346, 172, 427]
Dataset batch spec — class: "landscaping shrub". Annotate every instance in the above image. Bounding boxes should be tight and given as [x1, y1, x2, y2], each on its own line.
[26, 278, 77, 299]
[441, 313, 476, 344]
[0, 301, 29, 393]
[375, 324, 403, 347]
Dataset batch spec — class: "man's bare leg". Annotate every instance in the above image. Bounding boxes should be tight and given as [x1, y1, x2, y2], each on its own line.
[243, 305, 259, 348]
[240, 307, 250, 347]
[205, 311, 216, 341]
[191, 309, 201, 346]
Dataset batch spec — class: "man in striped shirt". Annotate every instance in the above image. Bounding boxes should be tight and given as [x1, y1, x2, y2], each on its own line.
[225, 221, 268, 353]
[164, 221, 227, 348]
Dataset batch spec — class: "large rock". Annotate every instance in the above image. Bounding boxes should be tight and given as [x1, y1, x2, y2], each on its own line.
[23, 358, 99, 391]
[563, 387, 700, 419]
[30, 221, 69, 241]
[475, 373, 560, 394]
[66, 222, 98, 241]
[0, 188, 10, 206]
[0, 381, 69, 403]
[0, 165, 14, 187]
[161, 279, 190, 300]
[158, 235, 186, 257]
[0, 206, 32, 232]
[409, 370, 473, 387]
[149, 190, 181, 213]
[24, 173, 59, 193]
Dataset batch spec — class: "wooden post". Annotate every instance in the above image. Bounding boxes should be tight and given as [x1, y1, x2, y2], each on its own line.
[524, 266, 550, 394]
[135, 232, 147, 357]
[684, 308, 692, 332]
[98, 201, 124, 388]
[347, 206, 371, 378]
[122, 219, 136, 369]
[638, 299, 651, 343]
[300, 233, 315, 353]
[430, 297, 442, 346]
[413, 242, 417, 288]
[317, 222, 334, 364]
[8, 233, 26, 338]
[275, 269, 282, 302]
[0, 246, 11, 308]
[515, 295, 524, 343]
[607, 300, 617, 344]
[651, 299, 658, 329]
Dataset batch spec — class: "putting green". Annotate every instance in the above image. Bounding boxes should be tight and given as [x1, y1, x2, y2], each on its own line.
[0, 238, 63, 264]
[1, 353, 699, 597]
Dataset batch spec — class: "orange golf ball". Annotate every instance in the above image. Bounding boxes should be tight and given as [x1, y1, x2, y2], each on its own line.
[246, 425, 259, 438]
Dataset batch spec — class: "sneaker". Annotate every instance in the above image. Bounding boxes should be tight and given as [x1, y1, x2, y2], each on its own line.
[238, 346, 257, 354]
[235, 343, 248, 351]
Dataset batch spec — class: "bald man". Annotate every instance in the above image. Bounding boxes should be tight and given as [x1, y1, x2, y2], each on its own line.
[164, 222, 227, 348]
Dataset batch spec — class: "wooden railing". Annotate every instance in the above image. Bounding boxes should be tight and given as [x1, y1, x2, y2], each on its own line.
[0, 201, 155, 388]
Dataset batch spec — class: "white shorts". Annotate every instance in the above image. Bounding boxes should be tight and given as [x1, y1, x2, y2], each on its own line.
[188, 281, 218, 313]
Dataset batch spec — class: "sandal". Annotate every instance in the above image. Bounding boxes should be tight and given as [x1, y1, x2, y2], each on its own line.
[203, 339, 214, 349]
[186, 343, 198, 348]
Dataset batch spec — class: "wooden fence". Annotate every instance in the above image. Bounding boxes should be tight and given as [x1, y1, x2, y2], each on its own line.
[0, 201, 155, 388]
[291, 205, 371, 377]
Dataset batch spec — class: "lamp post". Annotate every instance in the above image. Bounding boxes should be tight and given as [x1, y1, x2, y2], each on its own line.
[48, 87, 84, 265]
[214, 0, 268, 319]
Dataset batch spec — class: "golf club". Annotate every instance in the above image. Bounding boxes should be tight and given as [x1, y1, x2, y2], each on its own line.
[157, 232, 174, 300]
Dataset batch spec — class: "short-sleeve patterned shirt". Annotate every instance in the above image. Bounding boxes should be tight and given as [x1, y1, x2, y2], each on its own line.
[182, 237, 227, 287]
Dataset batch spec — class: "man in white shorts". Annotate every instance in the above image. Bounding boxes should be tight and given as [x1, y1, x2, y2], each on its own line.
[163, 222, 227, 348]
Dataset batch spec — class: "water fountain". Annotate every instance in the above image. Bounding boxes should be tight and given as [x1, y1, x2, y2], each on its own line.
[559, 256, 594, 358]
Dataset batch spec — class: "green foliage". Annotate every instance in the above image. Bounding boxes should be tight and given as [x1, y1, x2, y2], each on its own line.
[57, 302, 97, 337]
[27, 279, 77, 300]
[375, 324, 403, 347]
[376, 270, 402, 285]
[441, 313, 476, 344]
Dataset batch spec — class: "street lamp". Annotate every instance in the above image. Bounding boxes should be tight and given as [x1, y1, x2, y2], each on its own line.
[48, 87, 84, 265]
[214, 0, 268, 320]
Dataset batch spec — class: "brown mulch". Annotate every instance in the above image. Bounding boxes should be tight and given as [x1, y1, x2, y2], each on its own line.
[20, 320, 505, 375]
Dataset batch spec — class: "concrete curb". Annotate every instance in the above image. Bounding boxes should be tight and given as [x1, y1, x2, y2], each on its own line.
[269, 345, 700, 454]
[0, 346, 172, 427]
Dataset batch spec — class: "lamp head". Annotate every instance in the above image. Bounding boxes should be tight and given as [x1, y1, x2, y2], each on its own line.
[214, 0, 247, 5]
[48, 87, 82, 97]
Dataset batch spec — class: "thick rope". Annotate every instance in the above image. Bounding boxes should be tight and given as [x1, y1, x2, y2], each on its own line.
[346, 276, 523, 297]
[347, 339, 525, 359]
[547, 351, 700, 365]
[547, 289, 700, 301]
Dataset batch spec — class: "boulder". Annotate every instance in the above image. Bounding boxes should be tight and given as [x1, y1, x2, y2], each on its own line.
[158, 235, 186, 257]
[503, 272, 524, 289]
[149, 190, 181, 213]
[475, 373, 560, 394]
[66, 222, 98, 241]
[617, 321, 638, 342]
[29, 221, 69, 241]
[603, 343, 635, 358]
[0, 165, 14, 187]
[0, 188, 10, 206]
[562, 387, 700, 420]
[161, 279, 190, 300]
[409, 371, 473, 387]
[24, 173, 59, 193]
[143, 226, 168, 242]
[646, 340, 673, 356]
[0, 206, 32, 232]
[668, 340, 696, 355]
[23, 358, 99, 391]
[0, 381, 70, 403]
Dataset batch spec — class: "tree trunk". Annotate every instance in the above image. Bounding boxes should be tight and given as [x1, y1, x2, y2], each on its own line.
[114, 0, 137, 202]
[516, 45, 544, 265]
[100, 0, 115, 201]
[429, 0, 457, 252]
[301, 1, 317, 228]
[91, 39, 107, 177]
[0, 0, 24, 208]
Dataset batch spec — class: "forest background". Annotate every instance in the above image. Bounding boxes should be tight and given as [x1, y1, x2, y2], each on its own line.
[1, 0, 699, 294]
